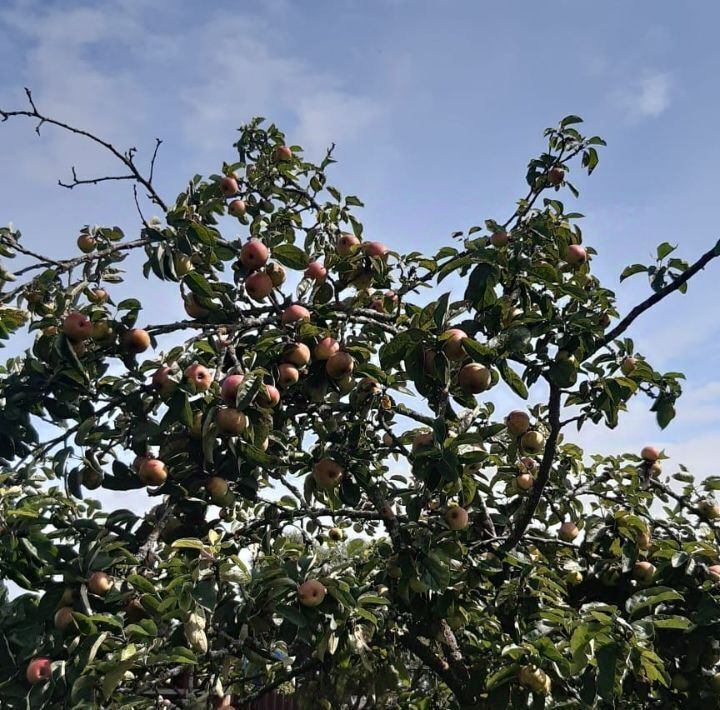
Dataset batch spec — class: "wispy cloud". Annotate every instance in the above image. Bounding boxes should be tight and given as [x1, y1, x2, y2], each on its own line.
[617, 72, 673, 122]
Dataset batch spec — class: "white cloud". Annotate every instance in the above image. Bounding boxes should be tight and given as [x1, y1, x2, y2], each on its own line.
[617, 72, 672, 122]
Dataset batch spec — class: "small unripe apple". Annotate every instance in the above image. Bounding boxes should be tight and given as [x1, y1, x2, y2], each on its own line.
[265, 262, 286, 286]
[565, 570, 583, 586]
[81, 468, 103, 490]
[152, 366, 177, 398]
[54, 606, 75, 631]
[490, 231, 509, 247]
[220, 175, 239, 197]
[445, 506, 469, 531]
[274, 145, 293, 162]
[25, 657, 52, 685]
[215, 408, 247, 435]
[559, 522, 580, 542]
[281, 304, 311, 325]
[305, 261, 327, 282]
[640, 446, 660, 462]
[520, 430, 545, 454]
[314, 336, 340, 360]
[62, 312, 93, 341]
[648, 461, 662, 476]
[516, 473, 534, 491]
[547, 166, 565, 185]
[257, 384, 280, 408]
[337, 233, 360, 255]
[298, 579, 326, 607]
[221, 374, 245, 403]
[206, 477, 229, 504]
[228, 199, 246, 217]
[637, 530, 651, 550]
[520, 457, 537, 473]
[506, 410, 531, 437]
[335, 375, 354, 394]
[598, 312, 611, 328]
[122, 328, 151, 354]
[283, 342, 311, 367]
[90, 320, 112, 342]
[412, 431, 434, 452]
[708, 564, 720, 581]
[173, 254, 194, 277]
[184, 294, 209, 319]
[326, 351, 354, 379]
[139, 459, 167, 486]
[565, 244, 587, 267]
[699, 500, 720, 520]
[240, 239, 269, 270]
[328, 527, 343, 541]
[621, 357, 637, 376]
[88, 288, 108, 304]
[77, 234, 97, 253]
[185, 363, 212, 392]
[88, 571, 113, 596]
[441, 328, 467, 361]
[632, 561, 655, 584]
[245, 271, 273, 301]
[518, 665, 550, 695]
[313, 458, 343, 488]
[382, 432, 394, 447]
[457, 363, 491, 394]
[278, 363, 300, 387]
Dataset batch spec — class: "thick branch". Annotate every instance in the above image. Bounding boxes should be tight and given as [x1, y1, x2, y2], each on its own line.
[598, 240, 720, 349]
[503, 384, 561, 550]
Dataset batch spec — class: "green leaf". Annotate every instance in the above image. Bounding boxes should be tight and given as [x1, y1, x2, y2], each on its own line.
[171, 538, 206, 550]
[596, 642, 618, 701]
[273, 244, 310, 270]
[498, 361, 528, 399]
[626, 586, 683, 616]
[102, 658, 136, 700]
[620, 264, 648, 282]
[183, 271, 214, 297]
[276, 604, 308, 627]
[656, 242, 677, 260]
[188, 222, 218, 246]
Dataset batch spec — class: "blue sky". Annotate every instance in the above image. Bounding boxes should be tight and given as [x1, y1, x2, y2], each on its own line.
[1, 0, 719, 497]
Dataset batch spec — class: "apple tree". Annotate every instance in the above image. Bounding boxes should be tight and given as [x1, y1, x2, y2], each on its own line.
[1, 90, 720, 709]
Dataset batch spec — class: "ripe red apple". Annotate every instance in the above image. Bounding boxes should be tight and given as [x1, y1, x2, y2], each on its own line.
[245, 271, 273, 301]
[215, 408, 247, 435]
[240, 239, 269, 270]
[621, 357, 637, 376]
[298, 579, 326, 607]
[305, 261, 327, 282]
[337, 232, 360, 255]
[139, 459, 167, 486]
[326, 351, 354, 379]
[206, 476, 229, 504]
[185, 363, 212, 392]
[122, 328, 151, 354]
[708, 564, 720, 581]
[520, 430, 545, 454]
[632, 561, 655, 584]
[565, 244, 587, 267]
[62, 312, 93, 341]
[313, 458, 343, 488]
[221, 374, 245, 403]
[558, 522, 579, 542]
[228, 199, 246, 217]
[281, 304, 311, 325]
[445, 506, 469, 531]
[547, 166, 565, 185]
[152, 366, 176, 398]
[257, 384, 280, 408]
[490, 231, 509, 247]
[441, 329, 467, 361]
[265, 262, 286, 287]
[274, 145, 293, 162]
[283, 342, 311, 367]
[516, 473, 534, 491]
[54, 606, 75, 631]
[640, 446, 660, 462]
[220, 175, 239, 197]
[314, 336, 340, 360]
[457, 363, 491, 394]
[362, 241, 388, 259]
[184, 294, 209, 319]
[520, 457, 537, 473]
[328, 527, 343, 541]
[88, 571, 113, 596]
[25, 657, 52, 685]
[278, 363, 300, 387]
[506, 410, 531, 437]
